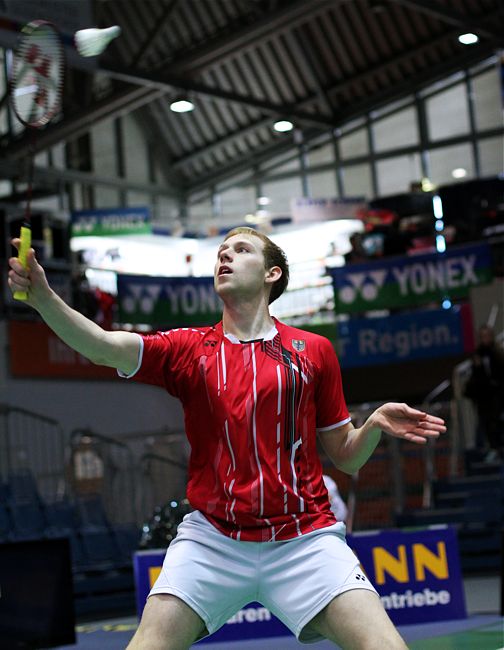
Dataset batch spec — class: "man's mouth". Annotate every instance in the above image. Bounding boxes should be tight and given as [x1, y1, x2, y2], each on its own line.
[218, 266, 232, 276]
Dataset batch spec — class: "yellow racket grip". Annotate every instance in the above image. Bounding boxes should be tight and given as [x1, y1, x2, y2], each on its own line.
[13, 225, 31, 301]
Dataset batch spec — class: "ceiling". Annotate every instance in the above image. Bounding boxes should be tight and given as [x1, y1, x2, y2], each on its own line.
[2, 0, 503, 199]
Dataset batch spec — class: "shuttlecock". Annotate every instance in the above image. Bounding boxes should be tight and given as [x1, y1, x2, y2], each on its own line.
[75, 25, 121, 57]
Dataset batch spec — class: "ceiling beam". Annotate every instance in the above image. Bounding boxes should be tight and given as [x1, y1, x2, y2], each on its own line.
[1, 85, 166, 162]
[160, 0, 338, 75]
[170, 25, 495, 172]
[183, 42, 495, 193]
[390, 0, 504, 43]
[99, 62, 337, 128]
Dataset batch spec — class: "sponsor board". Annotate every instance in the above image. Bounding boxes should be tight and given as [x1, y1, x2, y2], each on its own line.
[8, 321, 117, 379]
[133, 527, 465, 641]
[71, 207, 151, 237]
[328, 242, 492, 313]
[117, 275, 222, 328]
[299, 304, 474, 368]
[290, 197, 367, 222]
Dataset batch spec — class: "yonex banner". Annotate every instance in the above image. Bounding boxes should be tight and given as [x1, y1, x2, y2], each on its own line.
[133, 526, 466, 642]
[336, 304, 474, 368]
[71, 207, 152, 237]
[290, 196, 367, 222]
[328, 242, 492, 313]
[348, 527, 466, 626]
[117, 275, 223, 328]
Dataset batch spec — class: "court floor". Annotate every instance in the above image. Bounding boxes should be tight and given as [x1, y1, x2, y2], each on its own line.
[57, 575, 503, 649]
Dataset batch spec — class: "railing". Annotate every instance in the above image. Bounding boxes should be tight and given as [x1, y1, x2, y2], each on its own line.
[0, 403, 67, 501]
[69, 428, 137, 525]
[138, 452, 188, 525]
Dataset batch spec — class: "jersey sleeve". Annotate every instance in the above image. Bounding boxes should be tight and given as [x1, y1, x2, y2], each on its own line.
[315, 337, 351, 431]
[118, 329, 198, 398]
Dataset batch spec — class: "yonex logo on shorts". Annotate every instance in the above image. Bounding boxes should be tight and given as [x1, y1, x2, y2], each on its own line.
[355, 573, 366, 581]
[338, 270, 387, 305]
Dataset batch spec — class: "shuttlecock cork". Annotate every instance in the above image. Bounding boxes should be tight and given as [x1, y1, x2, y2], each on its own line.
[75, 25, 121, 57]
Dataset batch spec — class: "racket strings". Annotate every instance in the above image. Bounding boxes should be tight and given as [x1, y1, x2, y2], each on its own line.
[11, 22, 63, 128]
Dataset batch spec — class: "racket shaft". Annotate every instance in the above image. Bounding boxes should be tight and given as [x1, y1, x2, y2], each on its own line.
[13, 225, 31, 301]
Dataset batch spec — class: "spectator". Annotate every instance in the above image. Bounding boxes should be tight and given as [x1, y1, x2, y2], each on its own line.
[464, 325, 504, 462]
[344, 232, 368, 265]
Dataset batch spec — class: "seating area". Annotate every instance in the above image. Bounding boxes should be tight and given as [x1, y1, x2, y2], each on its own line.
[395, 454, 504, 573]
[0, 469, 140, 616]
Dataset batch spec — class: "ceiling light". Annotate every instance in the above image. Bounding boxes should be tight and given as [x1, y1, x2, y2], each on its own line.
[257, 196, 270, 205]
[170, 98, 194, 113]
[452, 167, 467, 179]
[458, 33, 479, 45]
[273, 120, 294, 132]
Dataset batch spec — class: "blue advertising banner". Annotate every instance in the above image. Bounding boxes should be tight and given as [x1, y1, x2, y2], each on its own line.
[336, 303, 474, 368]
[133, 526, 466, 641]
[348, 527, 466, 626]
[327, 242, 493, 313]
[71, 206, 151, 237]
[117, 275, 223, 328]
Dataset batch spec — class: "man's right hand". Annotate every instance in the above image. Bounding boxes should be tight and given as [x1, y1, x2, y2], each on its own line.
[8, 239, 51, 308]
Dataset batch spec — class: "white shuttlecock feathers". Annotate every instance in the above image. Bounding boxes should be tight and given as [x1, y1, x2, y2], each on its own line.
[75, 25, 121, 57]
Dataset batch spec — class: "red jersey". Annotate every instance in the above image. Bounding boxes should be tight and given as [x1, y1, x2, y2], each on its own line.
[125, 319, 350, 542]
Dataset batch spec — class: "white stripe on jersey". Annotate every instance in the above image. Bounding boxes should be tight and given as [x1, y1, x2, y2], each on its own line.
[221, 341, 227, 391]
[276, 364, 282, 415]
[291, 513, 302, 536]
[251, 344, 264, 517]
[216, 350, 221, 396]
[224, 419, 236, 471]
[290, 438, 305, 512]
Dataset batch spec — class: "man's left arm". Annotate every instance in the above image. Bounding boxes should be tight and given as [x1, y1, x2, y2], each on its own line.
[318, 402, 446, 475]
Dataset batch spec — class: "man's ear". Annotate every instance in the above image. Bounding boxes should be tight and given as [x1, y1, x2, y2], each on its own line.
[265, 266, 282, 285]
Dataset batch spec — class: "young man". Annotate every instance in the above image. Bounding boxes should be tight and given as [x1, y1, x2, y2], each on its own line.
[8, 227, 445, 649]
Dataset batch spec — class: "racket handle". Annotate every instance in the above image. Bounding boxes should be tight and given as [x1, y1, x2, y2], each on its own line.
[13, 225, 32, 301]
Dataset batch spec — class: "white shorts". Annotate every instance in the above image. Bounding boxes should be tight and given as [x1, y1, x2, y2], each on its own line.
[149, 510, 378, 644]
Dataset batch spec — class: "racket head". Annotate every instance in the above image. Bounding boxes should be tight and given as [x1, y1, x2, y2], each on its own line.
[10, 20, 64, 129]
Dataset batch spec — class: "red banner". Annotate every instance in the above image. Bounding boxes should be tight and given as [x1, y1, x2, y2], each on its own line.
[9, 321, 118, 379]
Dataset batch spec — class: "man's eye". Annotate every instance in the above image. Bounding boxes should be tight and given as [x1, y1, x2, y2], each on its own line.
[238, 247, 248, 253]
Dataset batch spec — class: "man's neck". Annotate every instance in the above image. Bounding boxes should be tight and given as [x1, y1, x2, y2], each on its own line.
[222, 299, 275, 341]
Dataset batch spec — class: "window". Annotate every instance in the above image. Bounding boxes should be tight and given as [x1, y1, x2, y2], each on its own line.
[377, 154, 422, 196]
[261, 176, 304, 215]
[472, 68, 504, 131]
[373, 106, 419, 152]
[218, 185, 256, 219]
[307, 141, 334, 167]
[92, 118, 118, 177]
[308, 170, 338, 198]
[428, 143, 475, 185]
[426, 83, 470, 141]
[339, 128, 368, 159]
[478, 136, 504, 176]
[94, 187, 121, 208]
[341, 164, 373, 198]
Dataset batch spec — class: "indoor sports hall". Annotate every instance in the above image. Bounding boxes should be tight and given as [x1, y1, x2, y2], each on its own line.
[0, 1, 503, 649]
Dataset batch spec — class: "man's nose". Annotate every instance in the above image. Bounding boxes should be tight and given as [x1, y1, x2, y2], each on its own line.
[220, 250, 232, 263]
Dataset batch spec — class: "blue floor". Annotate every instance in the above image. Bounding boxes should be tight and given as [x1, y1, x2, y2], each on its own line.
[56, 614, 503, 649]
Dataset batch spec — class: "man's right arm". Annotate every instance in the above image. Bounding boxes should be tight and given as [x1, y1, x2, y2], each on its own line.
[8, 241, 140, 375]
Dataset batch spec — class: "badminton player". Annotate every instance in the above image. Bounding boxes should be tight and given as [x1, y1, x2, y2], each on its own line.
[8, 228, 445, 649]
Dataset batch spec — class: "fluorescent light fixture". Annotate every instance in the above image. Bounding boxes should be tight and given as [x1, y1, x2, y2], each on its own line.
[432, 195, 443, 219]
[458, 33, 478, 45]
[170, 98, 194, 113]
[257, 196, 270, 206]
[451, 167, 467, 179]
[273, 120, 294, 132]
[435, 220, 444, 232]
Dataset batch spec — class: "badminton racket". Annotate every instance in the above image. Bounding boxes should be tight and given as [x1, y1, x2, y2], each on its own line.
[9, 20, 64, 300]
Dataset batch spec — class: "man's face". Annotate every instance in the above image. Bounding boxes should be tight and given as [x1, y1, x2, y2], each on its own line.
[214, 233, 269, 300]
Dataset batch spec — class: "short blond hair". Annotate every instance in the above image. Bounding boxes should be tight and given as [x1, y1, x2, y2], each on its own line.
[223, 227, 289, 304]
